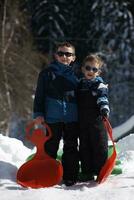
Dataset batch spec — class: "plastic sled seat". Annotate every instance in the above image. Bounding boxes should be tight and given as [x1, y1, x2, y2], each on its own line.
[97, 117, 117, 184]
[17, 158, 63, 188]
[17, 120, 63, 188]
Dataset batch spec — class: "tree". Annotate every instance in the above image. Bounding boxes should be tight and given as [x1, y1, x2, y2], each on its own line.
[23, 0, 74, 55]
[88, 0, 134, 64]
[0, 0, 48, 133]
[23, 0, 134, 64]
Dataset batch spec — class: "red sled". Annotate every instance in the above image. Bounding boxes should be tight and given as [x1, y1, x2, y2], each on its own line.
[16, 120, 63, 188]
[97, 117, 117, 184]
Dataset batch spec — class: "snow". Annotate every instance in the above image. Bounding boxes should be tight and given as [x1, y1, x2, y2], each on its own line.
[113, 115, 134, 140]
[0, 133, 134, 200]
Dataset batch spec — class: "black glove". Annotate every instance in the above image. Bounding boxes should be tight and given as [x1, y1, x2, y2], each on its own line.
[100, 108, 109, 118]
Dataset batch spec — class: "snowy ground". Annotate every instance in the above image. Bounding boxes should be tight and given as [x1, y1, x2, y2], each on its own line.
[113, 115, 134, 140]
[0, 133, 134, 200]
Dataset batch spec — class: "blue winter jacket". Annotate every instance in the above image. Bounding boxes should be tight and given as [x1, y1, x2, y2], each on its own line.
[33, 61, 78, 123]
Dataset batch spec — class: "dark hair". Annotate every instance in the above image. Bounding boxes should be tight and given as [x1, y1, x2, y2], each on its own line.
[55, 41, 75, 54]
[82, 54, 104, 68]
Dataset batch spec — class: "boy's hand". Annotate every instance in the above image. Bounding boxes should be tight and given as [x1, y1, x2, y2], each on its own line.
[100, 108, 109, 118]
[34, 116, 44, 124]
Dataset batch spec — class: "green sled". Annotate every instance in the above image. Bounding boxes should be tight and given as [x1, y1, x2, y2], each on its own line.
[26, 145, 122, 175]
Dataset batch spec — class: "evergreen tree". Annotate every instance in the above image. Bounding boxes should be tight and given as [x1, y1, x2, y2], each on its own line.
[23, 0, 134, 64]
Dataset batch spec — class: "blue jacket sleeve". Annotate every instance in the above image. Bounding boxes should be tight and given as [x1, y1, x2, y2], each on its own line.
[33, 70, 47, 119]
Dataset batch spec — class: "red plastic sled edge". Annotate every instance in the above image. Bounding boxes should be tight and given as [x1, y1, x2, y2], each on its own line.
[97, 117, 117, 184]
[17, 119, 63, 188]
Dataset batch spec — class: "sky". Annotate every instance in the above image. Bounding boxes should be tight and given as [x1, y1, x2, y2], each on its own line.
[0, 126, 134, 200]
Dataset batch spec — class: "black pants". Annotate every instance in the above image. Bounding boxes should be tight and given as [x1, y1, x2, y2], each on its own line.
[45, 122, 79, 181]
[79, 117, 108, 175]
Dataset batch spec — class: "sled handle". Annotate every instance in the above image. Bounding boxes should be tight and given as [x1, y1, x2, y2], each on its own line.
[96, 117, 117, 184]
[103, 117, 116, 152]
[103, 117, 114, 142]
[97, 117, 117, 184]
[25, 119, 52, 141]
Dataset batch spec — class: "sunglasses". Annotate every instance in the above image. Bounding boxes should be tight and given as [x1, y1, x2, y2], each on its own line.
[84, 65, 99, 73]
[56, 51, 74, 57]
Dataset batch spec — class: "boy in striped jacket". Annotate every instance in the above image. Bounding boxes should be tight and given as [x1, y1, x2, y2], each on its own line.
[77, 54, 110, 181]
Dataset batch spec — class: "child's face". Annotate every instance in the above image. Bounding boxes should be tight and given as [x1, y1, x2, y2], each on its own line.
[82, 61, 101, 80]
[54, 46, 76, 66]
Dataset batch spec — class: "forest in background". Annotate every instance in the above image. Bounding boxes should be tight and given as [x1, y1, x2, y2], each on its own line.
[0, 0, 134, 136]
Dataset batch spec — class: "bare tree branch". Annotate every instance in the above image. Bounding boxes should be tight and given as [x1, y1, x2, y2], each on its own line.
[1, 0, 12, 113]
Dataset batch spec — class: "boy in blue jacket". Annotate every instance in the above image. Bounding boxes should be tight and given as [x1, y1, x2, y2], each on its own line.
[33, 42, 79, 186]
[77, 54, 110, 181]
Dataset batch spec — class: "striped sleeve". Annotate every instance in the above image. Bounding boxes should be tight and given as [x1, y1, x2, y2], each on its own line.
[96, 82, 110, 112]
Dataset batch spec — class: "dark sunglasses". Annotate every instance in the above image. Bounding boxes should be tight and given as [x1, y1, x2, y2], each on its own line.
[56, 51, 74, 57]
[84, 65, 99, 73]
